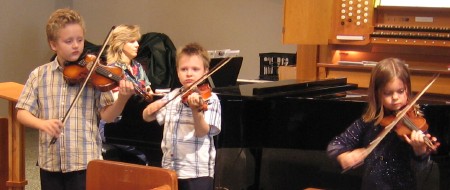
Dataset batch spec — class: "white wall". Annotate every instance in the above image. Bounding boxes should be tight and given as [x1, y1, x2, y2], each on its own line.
[0, 0, 296, 117]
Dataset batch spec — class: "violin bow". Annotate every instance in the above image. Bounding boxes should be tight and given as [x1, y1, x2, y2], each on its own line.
[159, 56, 233, 109]
[342, 73, 440, 172]
[50, 26, 116, 145]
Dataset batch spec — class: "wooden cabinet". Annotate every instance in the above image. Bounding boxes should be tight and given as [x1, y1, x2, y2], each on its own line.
[282, 0, 333, 81]
[282, 0, 332, 45]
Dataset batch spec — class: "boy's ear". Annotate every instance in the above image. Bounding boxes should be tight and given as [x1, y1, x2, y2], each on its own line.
[49, 41, 57, 51]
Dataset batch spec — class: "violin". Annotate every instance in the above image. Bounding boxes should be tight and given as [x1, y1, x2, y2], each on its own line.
[181, 83, 212, 111]
[63, 54, 153, 102]
[155, 57, 233, 112]
[380, 106, 435, 149]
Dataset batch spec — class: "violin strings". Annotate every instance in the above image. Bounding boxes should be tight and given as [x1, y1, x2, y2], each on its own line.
[402, 116, 434, 148]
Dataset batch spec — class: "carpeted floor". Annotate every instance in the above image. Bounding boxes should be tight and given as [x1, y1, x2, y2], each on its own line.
[24, 127, 443, 190]
[25, 127, 40, 190]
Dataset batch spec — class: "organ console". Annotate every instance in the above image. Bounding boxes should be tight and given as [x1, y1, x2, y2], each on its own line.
[284, 0, 450, 94]
[329, 0, 374, 45]
[330, 1, 450, 47]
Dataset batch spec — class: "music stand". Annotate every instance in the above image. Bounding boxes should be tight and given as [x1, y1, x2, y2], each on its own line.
[208, 57, 243, 88]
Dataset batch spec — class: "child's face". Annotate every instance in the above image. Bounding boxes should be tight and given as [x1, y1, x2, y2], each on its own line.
[381, 77, 408, 112]
[49, 23, 84, 65]
[122, 40, 139, 60]
[177, 54, 208, 88]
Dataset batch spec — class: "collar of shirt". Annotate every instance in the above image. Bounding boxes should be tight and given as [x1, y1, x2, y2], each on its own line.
[51, 57, 64, 72]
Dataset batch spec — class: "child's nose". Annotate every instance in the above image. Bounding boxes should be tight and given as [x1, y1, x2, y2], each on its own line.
[392, 93, 399, 100]
[72, 41, 80, 48]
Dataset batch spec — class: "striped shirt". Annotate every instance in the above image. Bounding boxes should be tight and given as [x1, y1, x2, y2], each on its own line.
[156, 88, 221, 179]
[15, 58, 114, 172]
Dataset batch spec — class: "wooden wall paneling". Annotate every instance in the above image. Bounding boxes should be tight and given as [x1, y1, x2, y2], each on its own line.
[283, 0, 333, 45]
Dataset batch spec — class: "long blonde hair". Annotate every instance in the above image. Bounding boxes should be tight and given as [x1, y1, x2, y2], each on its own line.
[362, 58, 412, 125]
[106, 24, 141, 64]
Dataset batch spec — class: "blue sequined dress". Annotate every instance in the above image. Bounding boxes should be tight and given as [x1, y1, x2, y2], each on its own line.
[327, 119, 432, 190]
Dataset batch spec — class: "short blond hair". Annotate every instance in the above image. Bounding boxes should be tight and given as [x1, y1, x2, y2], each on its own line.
[46, 8, 85, 42]
[176, 43, 210, 69]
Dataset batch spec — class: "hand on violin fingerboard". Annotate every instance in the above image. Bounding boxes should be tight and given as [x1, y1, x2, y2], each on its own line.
[185, 92, 206, 111]
[404, 130, 440, 157]
[117, 80, 136, 97]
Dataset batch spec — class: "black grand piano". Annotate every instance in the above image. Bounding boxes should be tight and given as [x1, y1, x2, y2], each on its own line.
[104, 78, 450, 190]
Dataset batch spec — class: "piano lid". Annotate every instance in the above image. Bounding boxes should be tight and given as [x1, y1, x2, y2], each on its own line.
[214, 78, 358, 99]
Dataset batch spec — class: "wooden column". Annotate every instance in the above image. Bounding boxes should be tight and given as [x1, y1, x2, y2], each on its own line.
[296, 45, 319, 81]
[0, 82, 26, 190]
[0, 118, 8, 190]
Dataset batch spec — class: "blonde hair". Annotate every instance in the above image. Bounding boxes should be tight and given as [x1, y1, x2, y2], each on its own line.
[46, 8, 85, 42]
[106, 24, 141, 64]
[176, 42, 210, 69]
[362, 58, 412, 125]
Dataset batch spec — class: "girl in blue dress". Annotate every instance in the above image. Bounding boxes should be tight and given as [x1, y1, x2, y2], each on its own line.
[327, 58, 440, 190]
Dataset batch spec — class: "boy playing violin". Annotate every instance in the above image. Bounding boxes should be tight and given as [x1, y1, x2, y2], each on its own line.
[327, 58, 440, 190]
[15, 8, 135, 190]
[142, 43, 221, 190]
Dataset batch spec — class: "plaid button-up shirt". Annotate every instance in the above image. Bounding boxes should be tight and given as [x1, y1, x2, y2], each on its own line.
[156, 88, 221, 179]
[16, 58, 114, 172]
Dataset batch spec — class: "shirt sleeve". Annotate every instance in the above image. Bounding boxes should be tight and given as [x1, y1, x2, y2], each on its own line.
[15, 67, 40, 116]
[204, 94, 221, 136]
[99, 90, 115, 111]
[327, 119, 367, 164]
[156, 94, 170, 126]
